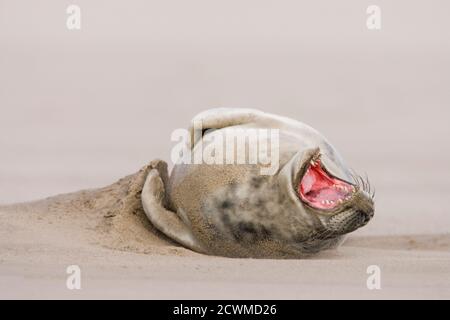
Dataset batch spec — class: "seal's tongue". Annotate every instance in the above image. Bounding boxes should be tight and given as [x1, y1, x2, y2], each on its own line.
[299, 160, 354, 210]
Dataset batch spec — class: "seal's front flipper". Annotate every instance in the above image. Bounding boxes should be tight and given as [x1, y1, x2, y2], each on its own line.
[141, 161, 206, 254]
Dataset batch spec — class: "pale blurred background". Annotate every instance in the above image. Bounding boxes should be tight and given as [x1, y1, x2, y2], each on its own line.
[1, 0, 449, 236]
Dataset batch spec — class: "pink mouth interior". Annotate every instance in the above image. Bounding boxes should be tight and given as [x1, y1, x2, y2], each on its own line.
[298, 160, 354, 210]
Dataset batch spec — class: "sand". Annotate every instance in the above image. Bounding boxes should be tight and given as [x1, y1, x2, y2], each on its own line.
[0, 165, 449, 300]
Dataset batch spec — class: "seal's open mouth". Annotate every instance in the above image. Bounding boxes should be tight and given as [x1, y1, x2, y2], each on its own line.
[298, 158, 355, 210]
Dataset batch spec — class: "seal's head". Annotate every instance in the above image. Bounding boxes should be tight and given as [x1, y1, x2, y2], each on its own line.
[142, 108, 375, 258]
[293, 147, 374, 242]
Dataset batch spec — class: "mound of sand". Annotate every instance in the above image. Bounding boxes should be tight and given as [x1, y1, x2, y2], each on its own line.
[0, 161, 195, 257]
[0, 163, 449, 299]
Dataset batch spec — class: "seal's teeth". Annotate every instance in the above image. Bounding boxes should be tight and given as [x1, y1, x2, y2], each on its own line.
[311, 153, 321, 164]
[351, 186, 356, 193]
[321, 200, 327, 205]
[337, 199, 344, 204]
[329, 200, 335, 204]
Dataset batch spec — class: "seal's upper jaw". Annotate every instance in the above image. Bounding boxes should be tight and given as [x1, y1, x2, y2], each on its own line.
[298, 155, 356, 210]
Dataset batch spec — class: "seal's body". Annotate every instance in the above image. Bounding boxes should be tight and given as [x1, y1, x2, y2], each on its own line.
[142, 109, 374, 258]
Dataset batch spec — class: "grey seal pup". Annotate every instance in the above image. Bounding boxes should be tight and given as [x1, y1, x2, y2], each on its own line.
[142, 108, 374, 258]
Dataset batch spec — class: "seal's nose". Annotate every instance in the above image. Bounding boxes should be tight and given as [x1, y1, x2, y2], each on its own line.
[357, 208, 374, 227]
[324, 208, 371, 236]
[351, 190, 375, 222]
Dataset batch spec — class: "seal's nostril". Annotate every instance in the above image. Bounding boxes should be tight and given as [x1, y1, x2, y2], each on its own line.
[360, 209, 374, 224]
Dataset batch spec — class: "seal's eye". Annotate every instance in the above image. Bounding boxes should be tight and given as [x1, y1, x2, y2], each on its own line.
[298, 159, 355, 210]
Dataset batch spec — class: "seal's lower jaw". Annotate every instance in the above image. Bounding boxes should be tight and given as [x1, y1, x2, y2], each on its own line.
[298, 159, 355, 210]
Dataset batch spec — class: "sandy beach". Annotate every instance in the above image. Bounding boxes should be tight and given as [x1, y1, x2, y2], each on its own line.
[1, 0, 449, 299]
[0, 167, 449, 299]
